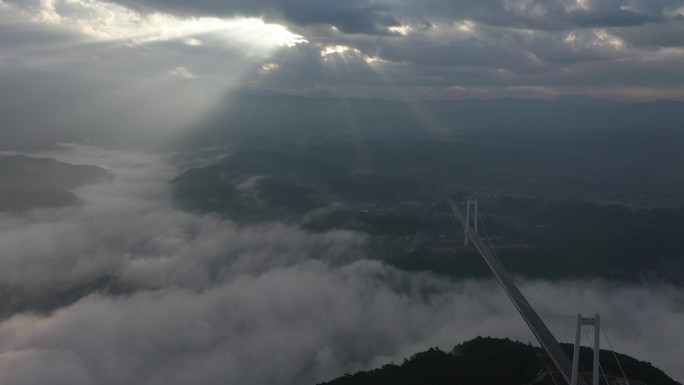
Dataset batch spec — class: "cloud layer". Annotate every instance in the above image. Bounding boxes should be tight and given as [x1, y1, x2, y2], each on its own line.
[2, 0, 684, 103]
[0, 145, 682, 385]
[2, 0, 684, 150]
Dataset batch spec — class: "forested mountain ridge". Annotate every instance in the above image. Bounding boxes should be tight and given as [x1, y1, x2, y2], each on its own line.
[319, 337, 681, 385]
[171, 143, 684, 284]
[0, 154, 110, 211]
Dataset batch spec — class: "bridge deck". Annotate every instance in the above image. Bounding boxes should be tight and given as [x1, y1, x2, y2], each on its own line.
[446, 197, 586, 385]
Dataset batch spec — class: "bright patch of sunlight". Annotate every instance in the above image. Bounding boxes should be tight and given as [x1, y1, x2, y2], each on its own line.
[388, 25, 411, 36]
[593, 29, 625, 49]
[183, 38, 203, 46]
[319, 44, 385, 65]
[365, 56, 387, 64]
[168, 67, 197, 79]
[456, 20, 475, 33]
[651, 47, 684, 61]
[565, 0, 589, 12]
[672, 5, 684, 18]
[320, 45, 362, 57]
[11, 0, 307, 49]
[503, 0, 547, 16]
[260, 63, 280, 73]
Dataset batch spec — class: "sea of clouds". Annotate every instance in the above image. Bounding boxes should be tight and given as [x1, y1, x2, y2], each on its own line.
[0, 144, 682, 385]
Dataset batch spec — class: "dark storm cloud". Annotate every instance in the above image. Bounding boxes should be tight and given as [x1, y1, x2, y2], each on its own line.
[398, 0, 676, 31]
[223, 0, 684, 99]
[250, 26, 684, 97]
[104, 0, 680, 32]
[611, 18, 684, 47]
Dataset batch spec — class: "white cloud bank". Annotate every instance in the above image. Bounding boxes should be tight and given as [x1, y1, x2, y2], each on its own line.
[0, 144, 682, 385]
[4, 0, 306, 47]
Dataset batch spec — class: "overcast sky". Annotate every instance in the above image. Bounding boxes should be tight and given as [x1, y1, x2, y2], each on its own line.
[2, 0, 684, 101]
[1, 0, 683, 149]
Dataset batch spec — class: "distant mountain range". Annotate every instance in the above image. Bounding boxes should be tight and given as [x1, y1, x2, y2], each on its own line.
[175, 92, 684, 151]
[173, 92, 684, 205]
[0, 154, 110, 211]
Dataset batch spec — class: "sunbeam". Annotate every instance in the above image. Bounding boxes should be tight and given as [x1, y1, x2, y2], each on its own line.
[0, 0, 312, 148]
[4, 0, 306, 49]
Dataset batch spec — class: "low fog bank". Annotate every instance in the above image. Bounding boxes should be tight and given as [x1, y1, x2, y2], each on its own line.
[0, 145, 682, 385]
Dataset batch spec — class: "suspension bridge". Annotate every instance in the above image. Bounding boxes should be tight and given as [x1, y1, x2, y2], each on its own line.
[446, 196, 629, 385]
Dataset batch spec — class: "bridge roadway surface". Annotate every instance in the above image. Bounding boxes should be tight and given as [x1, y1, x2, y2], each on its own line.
[446, 197, 587, 385]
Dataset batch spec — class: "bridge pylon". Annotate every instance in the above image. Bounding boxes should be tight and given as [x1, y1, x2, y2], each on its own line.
[445, 195, 589, 385]
[571, 314, 601, 385]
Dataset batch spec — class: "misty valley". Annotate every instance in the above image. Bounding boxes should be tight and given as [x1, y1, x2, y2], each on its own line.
[171, 132, 684, 284]
[1, 99, 683, 384]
